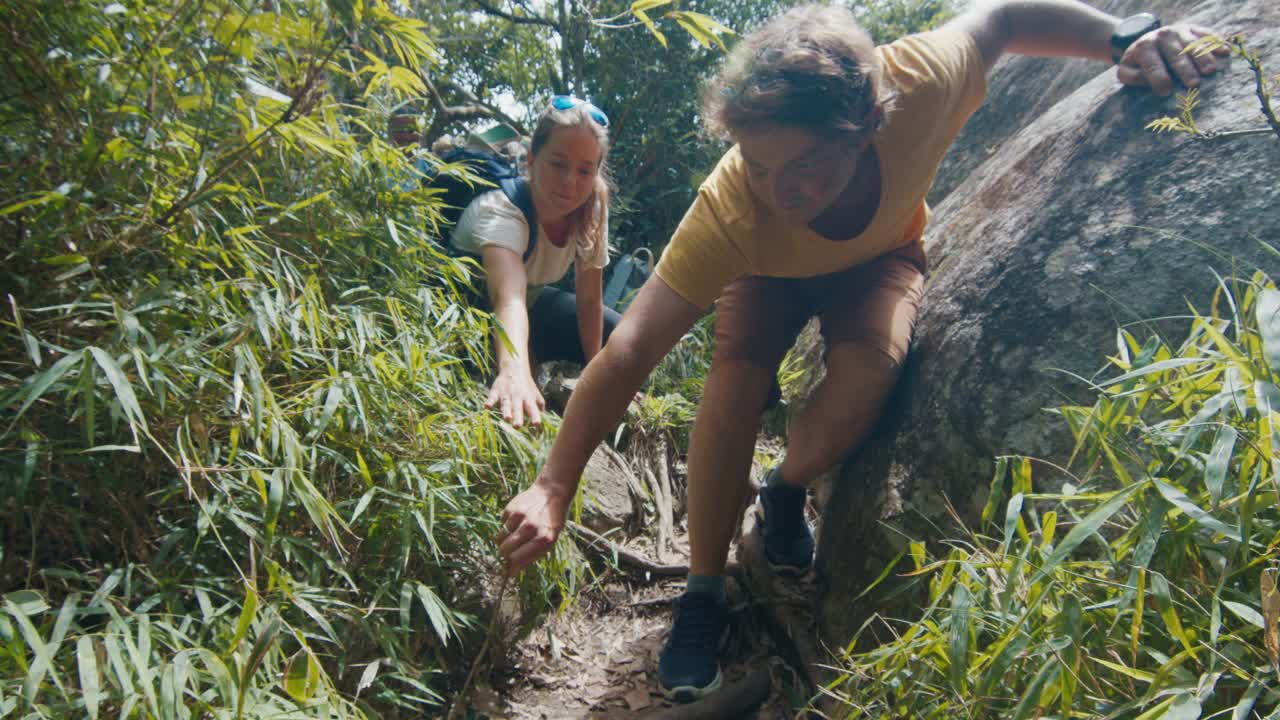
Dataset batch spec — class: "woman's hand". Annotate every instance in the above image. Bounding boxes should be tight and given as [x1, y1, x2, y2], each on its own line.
[497, 479, 571, 575]
[1118, 24, 1229, 96]
[485, 370, 545, 429]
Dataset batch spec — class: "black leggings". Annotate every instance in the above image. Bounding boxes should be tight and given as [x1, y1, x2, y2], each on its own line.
[529, 286, 622, 365]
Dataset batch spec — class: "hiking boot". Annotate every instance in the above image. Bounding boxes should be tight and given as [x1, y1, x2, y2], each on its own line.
[658, 591, 728, 702]
[757, 469, 814, 576]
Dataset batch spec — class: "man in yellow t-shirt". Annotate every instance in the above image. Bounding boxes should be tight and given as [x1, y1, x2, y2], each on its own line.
[497, 0, 1226, 701]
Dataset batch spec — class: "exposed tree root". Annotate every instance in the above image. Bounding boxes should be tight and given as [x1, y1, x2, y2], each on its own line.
[638, 666, 772, 720]
[567, 521, 689, 577]
[736, 510, 827, 694]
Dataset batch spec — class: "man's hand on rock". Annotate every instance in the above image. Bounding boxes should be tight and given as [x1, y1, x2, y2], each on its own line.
[1118, 24, 1230, 97]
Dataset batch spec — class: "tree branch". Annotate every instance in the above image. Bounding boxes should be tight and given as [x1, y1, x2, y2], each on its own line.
[420, 75, 528, 146]
[471, 0, 560, 30]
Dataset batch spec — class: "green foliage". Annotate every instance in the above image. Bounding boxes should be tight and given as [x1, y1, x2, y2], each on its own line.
[0, 1, 577, 716]
[1147, 35, 1280, 143]
[647, 315, 715, 401]
[822, 265, 1280, 717]
[419, 0, 956, 260]
[853, 0, 955, 46]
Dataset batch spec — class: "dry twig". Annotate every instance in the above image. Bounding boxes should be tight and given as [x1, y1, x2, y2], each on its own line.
[446, 574, 510, 720]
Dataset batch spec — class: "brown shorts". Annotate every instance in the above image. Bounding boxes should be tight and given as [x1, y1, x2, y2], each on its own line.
[711, 243, 926, 372]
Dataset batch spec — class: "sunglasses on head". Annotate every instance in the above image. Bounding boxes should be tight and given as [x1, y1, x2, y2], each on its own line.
[551, 95, 610, 128]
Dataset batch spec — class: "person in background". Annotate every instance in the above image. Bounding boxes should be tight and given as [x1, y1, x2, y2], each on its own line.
[388, 107, 422, 150]
[450, 96, 620, 428]
[494, 0, 1226, 702]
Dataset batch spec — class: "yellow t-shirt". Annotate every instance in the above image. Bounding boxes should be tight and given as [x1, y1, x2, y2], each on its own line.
[655, 26, 988, 308]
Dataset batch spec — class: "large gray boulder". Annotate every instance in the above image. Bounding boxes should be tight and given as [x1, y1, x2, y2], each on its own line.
[815, 0, 1280, 646]
[930, 0, 1203, 205]
[580, 444, 643, 535]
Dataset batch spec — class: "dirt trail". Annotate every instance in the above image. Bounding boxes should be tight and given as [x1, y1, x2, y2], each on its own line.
[471, 530, 808, 719]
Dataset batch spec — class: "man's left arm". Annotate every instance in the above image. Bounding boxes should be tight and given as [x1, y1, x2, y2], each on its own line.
[953, 0, 1229, 96]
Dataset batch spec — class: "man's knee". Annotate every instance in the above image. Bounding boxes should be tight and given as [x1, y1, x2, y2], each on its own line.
[823, 337, 909, 384]
[705, 353, 776, 395]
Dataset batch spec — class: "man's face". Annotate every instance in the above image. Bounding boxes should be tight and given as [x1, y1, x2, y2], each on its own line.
[735, 124, 861, 225]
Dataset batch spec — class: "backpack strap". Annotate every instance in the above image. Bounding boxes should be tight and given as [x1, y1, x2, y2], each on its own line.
[499, 177, 538, 263]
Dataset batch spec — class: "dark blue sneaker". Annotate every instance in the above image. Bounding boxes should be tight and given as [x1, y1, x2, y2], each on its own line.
[757, 470, 814, 576]
[658, 591, 728, 701]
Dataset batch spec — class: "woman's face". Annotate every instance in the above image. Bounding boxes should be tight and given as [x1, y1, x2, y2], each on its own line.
[735, 124, 862, 225]
[529, 126, 602, 221]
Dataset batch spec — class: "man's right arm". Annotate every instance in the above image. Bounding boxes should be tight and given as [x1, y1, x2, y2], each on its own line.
[498, 274, 705, 574]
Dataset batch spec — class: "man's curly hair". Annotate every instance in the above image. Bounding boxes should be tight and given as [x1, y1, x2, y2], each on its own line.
[703, 4, 895, 140]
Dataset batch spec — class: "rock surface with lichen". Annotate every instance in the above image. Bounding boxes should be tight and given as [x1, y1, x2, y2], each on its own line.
[810, 0, 1280, 648]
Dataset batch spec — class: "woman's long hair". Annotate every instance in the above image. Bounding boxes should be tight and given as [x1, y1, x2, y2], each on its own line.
[528, 102, 613, 259]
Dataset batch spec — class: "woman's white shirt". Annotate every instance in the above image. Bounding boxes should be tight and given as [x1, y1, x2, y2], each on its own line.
[449, 190, 609, 301]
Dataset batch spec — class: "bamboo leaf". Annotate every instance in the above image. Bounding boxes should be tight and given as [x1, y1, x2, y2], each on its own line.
[1204, 425, 1237, 503]
[290, 594, 336, 643]
[854, 549, 907, 602]
[1002, 493, 1024, 554]
[245, 77, 291, 104]
[1091, 656, 1155, 683]
[5, 596, 65, 702]
[981, 457, 1008, 526]
[1100, 358, 1208, 387]
[1233, 681, 1263, 720]
[1030, 483, 1144, 586]
[1223, 600, 1264, 629]
[229, 583, 258, 654]
[1041, 510, 1058, 548]
[978, 631, 1029, 697]
[1152, 477, 1240, 541]
[242, 618, 279, 686]
[265, 469, 285, 543]
[1262, 567, 1280, 681]
[3, 590, 48, 616]
[77, 637, 101, 720]
[1151, 573, 1198, 661]
[945, 584, 972, 694]
[1257, 289, 1280, 373]
[1133, 695, 1176, 720]
[89, 346, 149, 435]
[7, 350, 84, 420]
[416, 583, 452, 646]
[282, 651, 310, 701]
[630, 0, 674, 11]
[1193, 309, 1251, 369]
[350, 489, 375, 523]
[632, 9, 667, 48]
[311, 381, 343, 438]
[1165, 692, 1202, 720]
[356, 658, 380, 695]
[1011, 656, 1059, 720]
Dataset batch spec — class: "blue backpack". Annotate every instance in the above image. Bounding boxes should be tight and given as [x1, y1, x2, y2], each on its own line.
[424, 148, 538, 262]
[603, 247, 654, 312]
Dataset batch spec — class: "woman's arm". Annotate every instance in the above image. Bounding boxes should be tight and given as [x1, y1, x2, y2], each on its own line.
[574, 264, 605, 363]
[481, 245, 545, 429]
[954, 0, 1227, 95]
[498, 275, 706, 573]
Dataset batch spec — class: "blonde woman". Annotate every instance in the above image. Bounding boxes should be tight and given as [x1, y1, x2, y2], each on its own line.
[450, 96, 616, 428]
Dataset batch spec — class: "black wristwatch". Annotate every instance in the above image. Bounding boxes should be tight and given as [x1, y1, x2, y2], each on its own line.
[1111, 12, 1162, 64]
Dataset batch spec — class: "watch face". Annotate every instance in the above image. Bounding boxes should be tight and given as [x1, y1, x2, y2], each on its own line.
[1118, 12, 1160, 39]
